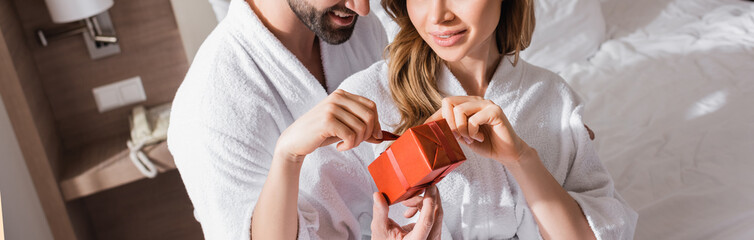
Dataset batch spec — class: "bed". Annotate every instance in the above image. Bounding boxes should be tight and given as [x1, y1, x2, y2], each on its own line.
[557, 0, 754, 239]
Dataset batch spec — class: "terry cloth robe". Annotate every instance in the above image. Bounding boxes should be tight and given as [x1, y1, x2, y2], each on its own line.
[167, 0, 388, 239]
[338, 57, 638, 240]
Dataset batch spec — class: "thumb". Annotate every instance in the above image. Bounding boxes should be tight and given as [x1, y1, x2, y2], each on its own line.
[423, 110, 444, 124]
[371, 192, 389, 231]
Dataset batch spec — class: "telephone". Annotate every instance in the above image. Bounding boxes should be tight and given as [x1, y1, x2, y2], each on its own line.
[127, 103, 171, 178]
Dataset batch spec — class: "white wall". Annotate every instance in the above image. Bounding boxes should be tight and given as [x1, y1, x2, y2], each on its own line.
[0, 94, 53, 240]
[170, 0, 218, 63]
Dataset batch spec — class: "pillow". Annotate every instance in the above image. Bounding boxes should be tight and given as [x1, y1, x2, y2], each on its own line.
[370, 0, 606, 73]
[521, 0, 606, 73]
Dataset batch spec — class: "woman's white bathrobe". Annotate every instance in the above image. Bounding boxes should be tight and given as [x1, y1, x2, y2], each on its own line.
[338, 57, 638, 240]
[167, 0, 387, 239]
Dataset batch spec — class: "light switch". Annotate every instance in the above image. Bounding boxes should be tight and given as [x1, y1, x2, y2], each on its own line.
[92, 76, 147, 113]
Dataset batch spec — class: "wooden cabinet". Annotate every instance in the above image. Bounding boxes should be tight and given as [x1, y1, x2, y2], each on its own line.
[0, 0, 208, 239]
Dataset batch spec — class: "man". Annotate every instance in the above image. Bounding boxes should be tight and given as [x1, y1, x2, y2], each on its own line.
[168, 0, 442, 239]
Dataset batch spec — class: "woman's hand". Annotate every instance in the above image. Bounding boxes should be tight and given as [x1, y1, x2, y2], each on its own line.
[425, 96, 534, 167]
[275, 89, 382, 163]
[371, 185, 443, 240]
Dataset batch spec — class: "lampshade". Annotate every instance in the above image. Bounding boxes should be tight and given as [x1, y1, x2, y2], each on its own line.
[44, 0, 114, 23]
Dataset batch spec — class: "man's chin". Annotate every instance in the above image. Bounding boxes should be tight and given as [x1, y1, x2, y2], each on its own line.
[317, 18, 357, 44]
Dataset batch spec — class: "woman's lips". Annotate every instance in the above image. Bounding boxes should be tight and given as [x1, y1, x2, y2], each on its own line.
[328, 11, 355, 27]
[430, 30, 467, 47]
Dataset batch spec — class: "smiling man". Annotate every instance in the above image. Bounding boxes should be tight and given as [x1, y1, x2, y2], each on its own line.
[167, 0, 387, 239]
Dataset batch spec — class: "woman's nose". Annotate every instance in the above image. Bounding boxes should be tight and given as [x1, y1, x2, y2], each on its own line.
[345, 0, 370, 16]
[429, 0, 454, 24]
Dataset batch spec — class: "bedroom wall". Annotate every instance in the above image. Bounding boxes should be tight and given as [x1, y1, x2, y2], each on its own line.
[0, 96, 54, 240]
[170, 0, 218, 62]
[10, 0, 189, 154]
[0, 0, 76, 238]
[2, 0, 196, 238]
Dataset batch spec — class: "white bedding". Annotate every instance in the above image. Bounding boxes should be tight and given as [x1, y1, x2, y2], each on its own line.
[558, 0, 754, 239]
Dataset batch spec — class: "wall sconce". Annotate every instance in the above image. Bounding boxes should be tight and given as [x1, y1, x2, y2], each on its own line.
[36, 0, 121, 59]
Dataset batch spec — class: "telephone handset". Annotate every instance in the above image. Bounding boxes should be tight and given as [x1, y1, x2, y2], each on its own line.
[128, 103, 171, 178]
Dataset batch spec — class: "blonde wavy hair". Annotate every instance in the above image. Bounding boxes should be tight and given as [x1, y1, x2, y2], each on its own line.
[382, 0, 535, 133]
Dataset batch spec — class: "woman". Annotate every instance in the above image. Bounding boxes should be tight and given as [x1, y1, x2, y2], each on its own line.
[256, 0, 637, 239]
[342, 0, 637, 238]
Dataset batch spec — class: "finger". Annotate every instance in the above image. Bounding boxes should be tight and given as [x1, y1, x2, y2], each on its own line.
[442, 95, 483, 106]
[424, 185, 442, 209]
[371, 192, 389, 231]
[331, 106, 367, 149]
[468, 104, 510, 141]
[453, 101, 488, 142]
[332, 105, 369, 147]
[401, 223, 416, 232]
[404, 207, 419, 218]
[424, 109, 443, 124]
[401, 194, 424, 208]
[441, 98, 458, 138]
[440, 96, 482, 137]
[402, 192, 425, 218]
[425, 185, 444, 240]
[329, 118, 357, 151]
[337, 91, 382, 141]
[412, 190, 438, 240]
[453, 104, 472, 145]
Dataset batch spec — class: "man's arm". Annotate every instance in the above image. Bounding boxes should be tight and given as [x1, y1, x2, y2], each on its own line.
[250, 89, 382, 239]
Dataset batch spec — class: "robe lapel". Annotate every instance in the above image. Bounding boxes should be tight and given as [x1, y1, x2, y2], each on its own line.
[436, 56, 523, 101]
[234, 0, 329, 120]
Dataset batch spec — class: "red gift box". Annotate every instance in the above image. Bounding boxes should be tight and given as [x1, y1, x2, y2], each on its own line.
[369, 119, 467, 205]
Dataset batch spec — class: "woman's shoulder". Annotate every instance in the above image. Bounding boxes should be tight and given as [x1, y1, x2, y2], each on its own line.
[337, 60, 391, 101]
[514, 58, 581, 106]
[516, 58, 567, 88]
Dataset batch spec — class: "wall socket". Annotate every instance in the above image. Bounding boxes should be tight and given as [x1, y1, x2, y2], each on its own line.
[92, 76, 147, 113]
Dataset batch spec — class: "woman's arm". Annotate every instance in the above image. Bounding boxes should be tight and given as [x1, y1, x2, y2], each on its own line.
[251, 153, 305, 239]
[505, 148, 596, 240]
[429, 96, 596, 240]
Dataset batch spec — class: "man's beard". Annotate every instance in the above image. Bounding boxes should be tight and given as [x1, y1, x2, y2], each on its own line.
[287, 0, 358, 45]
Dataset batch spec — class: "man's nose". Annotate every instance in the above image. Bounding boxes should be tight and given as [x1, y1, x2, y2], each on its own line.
[345, 0, 370, 16]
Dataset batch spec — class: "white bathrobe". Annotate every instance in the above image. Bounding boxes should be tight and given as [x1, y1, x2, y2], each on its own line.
[338, 57, 638, 240]
[167, 0, 388, 239]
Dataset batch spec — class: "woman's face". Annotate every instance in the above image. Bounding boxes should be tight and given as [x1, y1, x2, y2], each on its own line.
[407, 0, 502, 62]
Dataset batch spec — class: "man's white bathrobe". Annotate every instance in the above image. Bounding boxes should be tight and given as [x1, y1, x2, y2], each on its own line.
[167, 0, 387, 239]
[338, 57, 638, 240]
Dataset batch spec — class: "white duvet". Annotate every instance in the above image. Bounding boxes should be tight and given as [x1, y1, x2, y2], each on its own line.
[557, 0, 754, 239]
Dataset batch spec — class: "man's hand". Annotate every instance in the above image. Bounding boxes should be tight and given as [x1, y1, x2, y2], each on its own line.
[371, 185, 443, 240]
[275, 89, 382, 163]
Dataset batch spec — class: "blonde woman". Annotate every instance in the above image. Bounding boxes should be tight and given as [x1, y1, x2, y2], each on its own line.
[337, 0, 638, 238]
[265, 0, 637, 239]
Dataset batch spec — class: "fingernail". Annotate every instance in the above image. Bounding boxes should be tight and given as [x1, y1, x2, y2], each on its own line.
[377, 130, 383, 139]
[472, 136, 483, 142]
[463, 137, 472, 145]
[453, 131, 460, 139]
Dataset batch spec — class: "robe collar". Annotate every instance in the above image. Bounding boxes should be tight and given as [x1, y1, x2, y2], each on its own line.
[436, 55, 524, 100]
[227, 0, 339, 120]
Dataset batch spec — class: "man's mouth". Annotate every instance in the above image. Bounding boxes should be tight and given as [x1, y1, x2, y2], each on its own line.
[328, 10, 356, 27]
